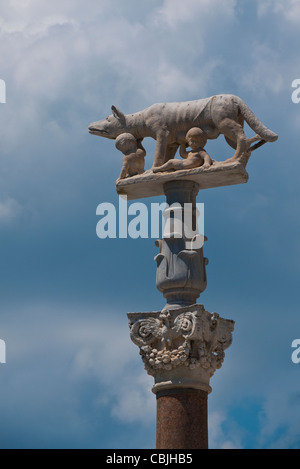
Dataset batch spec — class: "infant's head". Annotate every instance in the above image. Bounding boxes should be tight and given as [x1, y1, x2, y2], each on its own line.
[115, 133, 137, 154]
[186, 127, 207, 148]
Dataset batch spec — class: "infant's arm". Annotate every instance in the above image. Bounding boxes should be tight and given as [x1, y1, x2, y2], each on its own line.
[179, 143, 189, 159]
[137, 139, 146, 157]
[201, 149, 212, 168]
[118, 155, 130, 180]
[136, 148, 146, 158]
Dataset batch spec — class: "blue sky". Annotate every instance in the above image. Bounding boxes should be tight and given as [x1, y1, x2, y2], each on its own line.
[0, 0, 299, 449]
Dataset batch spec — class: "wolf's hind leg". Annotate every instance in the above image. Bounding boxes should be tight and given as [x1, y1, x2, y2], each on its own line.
[219, 118, 250, 162]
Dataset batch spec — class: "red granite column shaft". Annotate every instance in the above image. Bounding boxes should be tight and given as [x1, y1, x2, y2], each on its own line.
[156, 388, 208, 449]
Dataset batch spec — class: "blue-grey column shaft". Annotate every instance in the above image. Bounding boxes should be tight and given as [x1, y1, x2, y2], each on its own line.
[155, 180, 208, 310]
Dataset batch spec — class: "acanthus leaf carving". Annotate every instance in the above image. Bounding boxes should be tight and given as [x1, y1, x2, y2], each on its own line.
[128, 305, 234, 380]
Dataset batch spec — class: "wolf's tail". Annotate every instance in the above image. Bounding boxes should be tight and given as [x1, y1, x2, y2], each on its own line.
[235, 96, 278, 142]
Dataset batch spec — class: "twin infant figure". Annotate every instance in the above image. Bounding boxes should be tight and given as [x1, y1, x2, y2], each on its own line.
[116, 127, 213, 181]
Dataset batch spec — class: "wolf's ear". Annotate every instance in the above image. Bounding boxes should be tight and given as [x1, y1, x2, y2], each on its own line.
[111, 105, 125, 121]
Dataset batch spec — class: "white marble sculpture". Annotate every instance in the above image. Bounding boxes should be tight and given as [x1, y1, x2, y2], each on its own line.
[89, 94, 278, 169]
[153, 127, 213, 173]
[128, 305, 234, 394]
[115, 133, 146, 180]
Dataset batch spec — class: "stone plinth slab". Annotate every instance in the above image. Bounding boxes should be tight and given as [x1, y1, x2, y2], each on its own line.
[117, 160, 248, 200]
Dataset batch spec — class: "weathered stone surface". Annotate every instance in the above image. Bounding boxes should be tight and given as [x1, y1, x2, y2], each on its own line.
[89, 94, 278, 169]
[127, 304, 234, 394]
[155, 180, 208, 310]
[153, 127, 213, 174]
[115, 133, 146, 180]
[116, 160, 248, 200]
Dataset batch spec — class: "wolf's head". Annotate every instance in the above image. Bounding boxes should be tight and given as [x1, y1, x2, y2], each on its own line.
[88, 105, 127, 139]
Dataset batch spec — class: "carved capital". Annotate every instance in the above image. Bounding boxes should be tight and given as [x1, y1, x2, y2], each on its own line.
[128, 304, 234, 394]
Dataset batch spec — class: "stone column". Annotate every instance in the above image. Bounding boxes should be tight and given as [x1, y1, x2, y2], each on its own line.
[155, 180, 208, 311]
[90, 93, 277, 450]
[128, 304, 234, 449]
[156, 388, 208, 449]
[127, 180, 235, 449]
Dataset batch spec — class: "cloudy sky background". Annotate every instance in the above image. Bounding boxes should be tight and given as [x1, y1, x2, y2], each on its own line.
[0, 0, 300, 449]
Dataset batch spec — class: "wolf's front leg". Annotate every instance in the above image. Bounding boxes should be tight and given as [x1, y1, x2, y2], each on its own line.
[152, 131, 169, 167]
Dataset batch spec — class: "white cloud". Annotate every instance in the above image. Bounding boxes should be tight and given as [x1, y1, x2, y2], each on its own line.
[2, 302, 155, 430]
[208, 411, 243, 449]
[0, 197, 21, 222]
[257, 0, 300, 23]
[147, 59, 220, 101]
[240, 43, 284, 96]
[153, 0, 236, 28]
[0, 0, 232, 135]
[66, 315, 156, 425]
[0, 14, 77, 38]
[110, 373, 155, 425]
[258, 384, 300, 449]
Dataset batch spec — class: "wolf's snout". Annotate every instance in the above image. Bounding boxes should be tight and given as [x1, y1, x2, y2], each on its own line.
[88, 122, 104, 134]
[88, 122, 97, 131]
